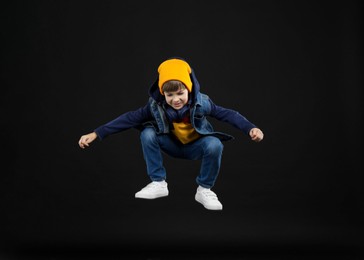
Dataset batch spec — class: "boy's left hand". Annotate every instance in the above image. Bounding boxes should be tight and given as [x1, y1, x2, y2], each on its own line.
[249, 128, 264, 142]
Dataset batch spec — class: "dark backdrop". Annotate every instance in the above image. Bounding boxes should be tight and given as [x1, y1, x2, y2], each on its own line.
[1, 1, 363, 259]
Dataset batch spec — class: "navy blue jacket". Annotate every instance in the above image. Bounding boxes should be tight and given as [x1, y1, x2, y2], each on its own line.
[94, 60, 257, 142]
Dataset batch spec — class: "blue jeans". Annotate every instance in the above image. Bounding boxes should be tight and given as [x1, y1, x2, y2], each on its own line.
[139, 128, 224, 188]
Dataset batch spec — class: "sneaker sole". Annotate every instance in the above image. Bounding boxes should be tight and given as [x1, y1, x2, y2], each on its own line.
[135, 191, 169, 200]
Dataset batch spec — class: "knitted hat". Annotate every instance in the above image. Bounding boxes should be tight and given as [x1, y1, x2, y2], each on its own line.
[157, 58, 192, 94]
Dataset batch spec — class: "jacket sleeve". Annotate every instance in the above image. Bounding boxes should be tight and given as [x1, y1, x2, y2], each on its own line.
[94, 103, 152, 140]
[208, 99, 257, 135]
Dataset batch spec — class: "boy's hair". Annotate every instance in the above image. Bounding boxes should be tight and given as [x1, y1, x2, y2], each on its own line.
[162, 80, 187, 93]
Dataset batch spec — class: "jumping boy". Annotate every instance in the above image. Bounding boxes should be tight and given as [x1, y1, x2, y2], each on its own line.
[78, 57, 264, 210]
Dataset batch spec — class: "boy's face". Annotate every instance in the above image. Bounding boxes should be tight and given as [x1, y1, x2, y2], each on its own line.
[164, 88, 188, 110]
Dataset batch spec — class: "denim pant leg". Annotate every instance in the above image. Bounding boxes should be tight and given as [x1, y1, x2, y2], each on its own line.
[184, 136, 224, 189]
[139, 128, 183, 182]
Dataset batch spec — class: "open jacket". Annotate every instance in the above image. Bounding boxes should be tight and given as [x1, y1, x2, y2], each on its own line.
[94, 60, 257, 142]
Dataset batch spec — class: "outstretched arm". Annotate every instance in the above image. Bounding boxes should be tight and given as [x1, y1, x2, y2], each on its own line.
[78, 103, 152, 148]
[208, 98, 264, 142]
[209, 100, 255, 133]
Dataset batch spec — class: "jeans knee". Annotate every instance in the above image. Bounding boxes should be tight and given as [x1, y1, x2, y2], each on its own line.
[204, 137, 223, 156]
[140, 128, 157, 144]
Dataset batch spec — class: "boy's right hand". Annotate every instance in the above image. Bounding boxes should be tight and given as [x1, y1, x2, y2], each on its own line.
[78, 132, 97, 149]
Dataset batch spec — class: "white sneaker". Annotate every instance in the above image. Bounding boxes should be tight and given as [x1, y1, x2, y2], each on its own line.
[195, 186, 223, 210]
[135, 181, 169, 199]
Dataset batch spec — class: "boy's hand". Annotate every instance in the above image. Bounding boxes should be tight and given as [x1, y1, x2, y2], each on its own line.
[249, 128, 264, 142]
[78, 132, 97, 149]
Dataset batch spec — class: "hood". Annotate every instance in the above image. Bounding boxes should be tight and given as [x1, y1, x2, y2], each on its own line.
[148, 57, 201, 105]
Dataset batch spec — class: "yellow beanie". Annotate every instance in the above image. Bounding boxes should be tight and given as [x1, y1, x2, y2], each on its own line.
[158, 59, 192, 94]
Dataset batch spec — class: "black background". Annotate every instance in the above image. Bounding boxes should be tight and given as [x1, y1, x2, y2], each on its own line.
[1, 1, 363, 259]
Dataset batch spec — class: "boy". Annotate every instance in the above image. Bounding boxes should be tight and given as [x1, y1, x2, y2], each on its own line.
[78, 57, 264, 210]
